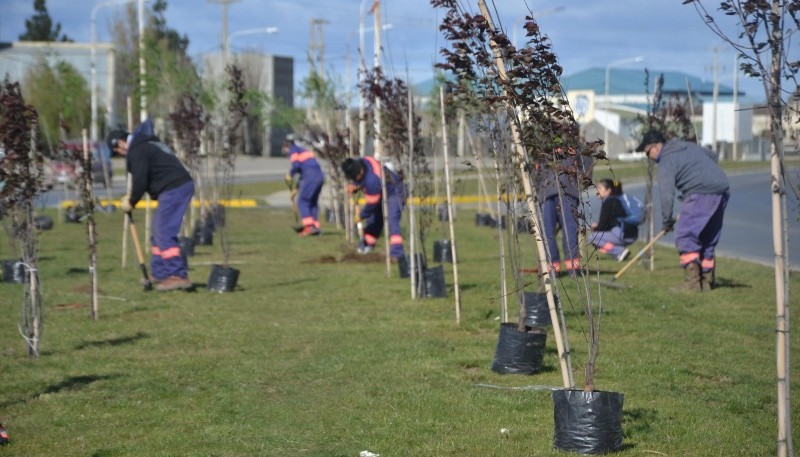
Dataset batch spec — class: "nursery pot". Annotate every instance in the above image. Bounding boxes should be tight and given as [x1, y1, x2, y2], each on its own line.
[432, 239, 453, 263]
[207, 264, 239, 292]
[2, 259, 25, 283]
[209, 204, 225, 229]
[552, 389, 624, 454]
[437, 205, 449, 222]
[419, 265, 447, 298]
[65, 206, 84, 223]
[179, 236, 195, 266]
[398, 253, 426, 279]
[523, 292, 552, 328]
[515, 217, 532, 234]
[490, 323, 547, 375]
[193, 221, 213, 246]
[475, 212, 488, 226]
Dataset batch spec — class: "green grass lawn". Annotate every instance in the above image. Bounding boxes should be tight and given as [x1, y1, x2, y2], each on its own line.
[0, 183, 797, 456]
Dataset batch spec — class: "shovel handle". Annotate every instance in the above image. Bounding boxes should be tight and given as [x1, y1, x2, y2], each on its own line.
[612, 227, 669, 281]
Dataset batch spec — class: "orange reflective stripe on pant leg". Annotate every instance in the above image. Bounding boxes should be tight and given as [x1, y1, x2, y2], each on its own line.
[151, 246, 161, 255]
[160, 247, 182, 259]
[390, 234, 404, 245]
[599, 242, 614, 254]
[364, 234, 377, 245]
[679, 252, 700, 266]
[562, 258, 581, 271]
[701, 258, 715, 270]
[302, 216, 315, 226]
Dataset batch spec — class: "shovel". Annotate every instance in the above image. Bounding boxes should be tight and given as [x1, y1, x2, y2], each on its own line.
[127, 213, 153, 291]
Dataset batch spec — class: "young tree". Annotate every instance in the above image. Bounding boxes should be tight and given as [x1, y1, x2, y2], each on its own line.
[18, 0, 72, 42]
[22, 58, 91, 146]
[685, 2, 800, 455]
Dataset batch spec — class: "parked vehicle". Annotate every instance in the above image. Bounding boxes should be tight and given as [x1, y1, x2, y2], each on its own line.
[45, 140, 113, 188]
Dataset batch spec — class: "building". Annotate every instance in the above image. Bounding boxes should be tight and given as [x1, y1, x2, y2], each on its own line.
[0, 41, 116, 139]
[562, 68, 757, 159]
[203, 52, 293, 157]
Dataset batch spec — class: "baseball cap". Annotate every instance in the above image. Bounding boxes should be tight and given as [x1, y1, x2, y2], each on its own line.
[635, 129, 665, 152]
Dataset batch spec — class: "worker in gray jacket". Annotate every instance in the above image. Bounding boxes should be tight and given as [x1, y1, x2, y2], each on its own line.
[636, 130, 729, 291]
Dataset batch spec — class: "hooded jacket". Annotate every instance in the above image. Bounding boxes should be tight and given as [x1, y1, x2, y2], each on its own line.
[126, 120, 192, 206]
[656, 139, 729, 223]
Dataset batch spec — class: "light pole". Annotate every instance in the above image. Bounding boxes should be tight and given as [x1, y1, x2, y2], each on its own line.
[91, 0, 145, 143]
[512, 6, 565, 48]
[358, 0, 391, 155]
[603, 55, 643, 156]
[225, 26, 279, 64]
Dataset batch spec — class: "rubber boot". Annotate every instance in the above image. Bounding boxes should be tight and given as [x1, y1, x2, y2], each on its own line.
[701, 268, 715, 291]
[671, 262, 701, 292]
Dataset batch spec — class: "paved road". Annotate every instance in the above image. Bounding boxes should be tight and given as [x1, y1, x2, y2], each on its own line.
[41, 154, 798, 269]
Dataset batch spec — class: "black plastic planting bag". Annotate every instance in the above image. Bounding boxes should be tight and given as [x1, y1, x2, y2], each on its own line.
[2, 260, 25, 283]
[552, 389, 624, 454]
[432, 240, 453, 263]
[421, 265, 447, 298]
[398, 253, 426, 279]
[523, 292, 553, 327]
[207, 264, 239, 292]
[491, 323, 547, 374]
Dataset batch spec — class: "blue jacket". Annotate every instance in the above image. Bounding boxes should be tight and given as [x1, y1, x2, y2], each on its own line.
[288, 144, 324, 181]
[350, 157, 403, 220]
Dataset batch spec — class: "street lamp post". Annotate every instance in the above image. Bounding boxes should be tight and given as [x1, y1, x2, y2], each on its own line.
[225, 26, 279, 64]
[91, 0, 145, 143]
[603, 55, 643, 156]
[357, 0, 392, 155]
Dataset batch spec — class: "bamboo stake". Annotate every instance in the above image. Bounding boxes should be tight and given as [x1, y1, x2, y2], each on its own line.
[466, 127, 495, 219]
[490, 140, 509, 323]
[439, 87, 462, 324]
[83, 130, 99, 320]
[407, 87, 418, 299]
[477, 0, 572, 388]
[121, 96, 133, 268]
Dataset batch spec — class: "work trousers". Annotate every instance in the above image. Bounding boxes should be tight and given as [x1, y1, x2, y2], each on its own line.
[363, 190, 405, 258]
[590, 225, 634, 258]
[150, 180, 194, 279]
[675, 191, 729, 271]
[297, 175, 324, 229]
[541, 194, 580, 268]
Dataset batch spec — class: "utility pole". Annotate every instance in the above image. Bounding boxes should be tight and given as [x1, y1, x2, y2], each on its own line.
[209, 0, 241, 69]
[732, 54, 739, 161]
[138, 0, 147, 122]
[308, 18, 329, 120]
[711, 47, 719, 157]
[372, 0, 382, 160]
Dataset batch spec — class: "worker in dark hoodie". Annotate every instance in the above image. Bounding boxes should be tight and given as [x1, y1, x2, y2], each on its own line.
[107, 119, 195, 291]
[636, 130, 729, 292]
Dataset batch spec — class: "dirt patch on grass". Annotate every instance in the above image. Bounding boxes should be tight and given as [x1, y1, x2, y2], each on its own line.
[302, 255, 338, 264]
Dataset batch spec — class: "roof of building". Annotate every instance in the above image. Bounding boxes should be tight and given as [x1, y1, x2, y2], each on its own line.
[561, 67, 739, 98]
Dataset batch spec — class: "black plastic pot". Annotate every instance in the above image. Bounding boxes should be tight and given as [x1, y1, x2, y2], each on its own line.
[209, 204, 225, 229]
[2, 259, 25, 283]
[398, 253, 426, 279]
[487, 215, 507, 229]
[34, 215, 53, 231]
[419, 265, 447, 298]
[552, 389, 624, 454]
[65, 206, 84, 223]
[516, 217, 532, 234]
[193, 221, 213, 246]
[523, 292, 553, 328]
[437, 205, 449, 222]
[475, 212, 488, 226]
[490, 323, 547, 375]
[432, 239, 453, 263]
[179, 236, 195, 266]
[207, 264, 239, 292]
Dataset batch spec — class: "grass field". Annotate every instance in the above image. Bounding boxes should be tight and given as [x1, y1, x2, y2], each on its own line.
[0, 179, 798, 456]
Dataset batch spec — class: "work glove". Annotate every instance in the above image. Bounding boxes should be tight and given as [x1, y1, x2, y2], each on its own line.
[662, 217, 676, 233]
[120, 194, 133, 213]
[284, 174, 295, 189]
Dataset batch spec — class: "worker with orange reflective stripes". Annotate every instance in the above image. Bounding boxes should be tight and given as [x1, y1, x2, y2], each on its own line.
[284, 135, 325, 237]
[341, 156, 406, 258]
[637, 130, 729, 292]
[107, 119, 194, 291]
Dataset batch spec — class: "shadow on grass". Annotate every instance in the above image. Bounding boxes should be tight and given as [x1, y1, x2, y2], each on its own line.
[622, 406, 659, 450]
[271, 278, 315, 287]
[75, 331, 148, 350]
[715, 277, 751, 289]
[0, 374, 122, 409]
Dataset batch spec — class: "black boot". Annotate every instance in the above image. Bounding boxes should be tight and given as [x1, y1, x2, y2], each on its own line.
[701, 268, 715, 291]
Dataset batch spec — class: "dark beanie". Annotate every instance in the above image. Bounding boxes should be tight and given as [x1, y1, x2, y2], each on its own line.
[341, 157, 364, 181]
[106, 128, 129, 152]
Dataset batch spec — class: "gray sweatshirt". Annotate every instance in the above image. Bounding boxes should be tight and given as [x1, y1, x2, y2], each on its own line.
[657, 139, 729, 223]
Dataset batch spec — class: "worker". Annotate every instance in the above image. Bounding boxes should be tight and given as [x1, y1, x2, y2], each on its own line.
[636, 129, 729, 291]
[341, 156, 406, 258]
[284, 135, 325, 237]
[534, 144, 593, 275]
[107, 119, 194, 291]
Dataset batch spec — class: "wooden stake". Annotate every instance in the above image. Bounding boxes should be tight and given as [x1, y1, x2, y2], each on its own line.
[439, 87, 462, 324]
[407, 87, 418, 299]
[83, 130, 99, 320]
[478, 0, 572, 388]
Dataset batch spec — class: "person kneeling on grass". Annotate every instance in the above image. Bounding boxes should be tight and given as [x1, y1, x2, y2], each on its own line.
[590, 179, 637, 262]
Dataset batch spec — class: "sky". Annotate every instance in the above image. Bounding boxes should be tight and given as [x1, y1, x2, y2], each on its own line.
[0, 0, 780, 103]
